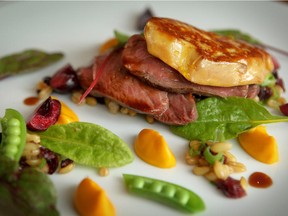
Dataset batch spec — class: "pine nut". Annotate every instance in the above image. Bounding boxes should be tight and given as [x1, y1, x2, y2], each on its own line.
[210, 142, 232, 153]
[278, 97, 286, 105]
[106, 100, 120, 114]
[145, 115, 155, 124]
[85, 96, 97, 106]
[120, 107, 129, 114]
[71, 91, 85, 105]
[240, 176, 248, 191]
[98, 167, 109, 176]
[26, 133, 41, 144]
[213, 160, 232, 180]
[127, 109, 137, 116]
[267, 98, 279, 109]
[38, 86, 53, 99]
[227, 161, 246, 173]
[192, 166, 210, 176]
[223, 151, 237, 163]
[26, 158, 42, 166]
[189, 140, 201, 148]
[58, 163, 75, 174]
[204, 171, 218, 181]
[198, 158, 209, 166]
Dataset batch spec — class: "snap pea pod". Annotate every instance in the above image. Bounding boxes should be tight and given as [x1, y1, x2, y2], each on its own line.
[123, 174, 205, 213]
[0, 109, 26, 161]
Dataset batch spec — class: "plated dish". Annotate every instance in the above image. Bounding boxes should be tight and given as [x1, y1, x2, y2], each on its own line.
[1, 1, 288, 216]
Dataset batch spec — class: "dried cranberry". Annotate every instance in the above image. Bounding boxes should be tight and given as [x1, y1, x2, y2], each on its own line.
[60, 158, 73, 168]
[43, 76, 52, 85]
[50, 64, 79, 93]
[26, 96, 61, 131]
[279, 103, 288, 116]
[258, 86, 273, 101]
[40, 147, 59, 174]
[273, 71, 285, 92]
[214, 177, 246, 198]
[19, 157, 30, 170]
[136, 8, 154, 31]
[276, 78, 285, 92]
[271, 55, 280, 71]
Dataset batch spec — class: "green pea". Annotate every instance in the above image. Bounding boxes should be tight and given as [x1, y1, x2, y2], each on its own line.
[174, 190, 189, 205]
[7, 118, 20, 127]
[132, 177, 145, 189]
[162, 185, 176, 197]
[6, 126, 21, 136]
[4, 143, 18, 155]
[123, 174, 205, 213]
[6, 136, 21, 146]
[150, 182, 163, 193]
[0, 109, 27, 161]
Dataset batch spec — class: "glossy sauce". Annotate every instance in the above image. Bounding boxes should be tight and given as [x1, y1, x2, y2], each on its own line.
[248, 172, 273, 188]
[23, 96, 39, 106]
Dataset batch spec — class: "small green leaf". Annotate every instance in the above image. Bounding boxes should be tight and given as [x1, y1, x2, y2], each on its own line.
[261, 73, 276, 87]
[212, 29, 262, 45]
[170, 97, 288, 142]
[0, 49, 64, 79]
[37, 122, 134, 168]
[0, 158, 59, 216]
[212, 29, 288, 57]
[12, 167, 59, 216]
[114, 30, 130, 46]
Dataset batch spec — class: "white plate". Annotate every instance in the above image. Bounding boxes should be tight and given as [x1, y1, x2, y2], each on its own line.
[1, 1, 288, 216]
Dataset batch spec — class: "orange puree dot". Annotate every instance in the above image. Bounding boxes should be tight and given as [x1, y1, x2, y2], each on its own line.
[238, 126, 279, 164]
[134, 129, 176, 168]
[74, 177, 116, 216]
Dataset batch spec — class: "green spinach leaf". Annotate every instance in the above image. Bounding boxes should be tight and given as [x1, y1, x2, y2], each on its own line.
[170, 97, 288, 142]
[37, 122, 134, 168]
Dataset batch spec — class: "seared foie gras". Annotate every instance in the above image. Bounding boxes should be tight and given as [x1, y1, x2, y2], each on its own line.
[144, 17, 274, 87]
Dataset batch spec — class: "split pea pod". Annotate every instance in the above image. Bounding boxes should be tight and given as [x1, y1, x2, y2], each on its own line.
[123, 174, 205, 213]
[0, 109, 26, 161]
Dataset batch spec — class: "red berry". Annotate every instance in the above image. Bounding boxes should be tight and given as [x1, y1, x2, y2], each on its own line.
[280, 103, 288, 116]
[40, 147, 59, 174]
[258, 86, 273, 101]
[215, 177, 246, 198]
[271, 55, 280, 71]
[26, 97, 61, 131]
[49, 64, 79, 93]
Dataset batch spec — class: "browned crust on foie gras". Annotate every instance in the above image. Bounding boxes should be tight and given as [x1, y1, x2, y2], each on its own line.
[144, 17, 274, 87]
